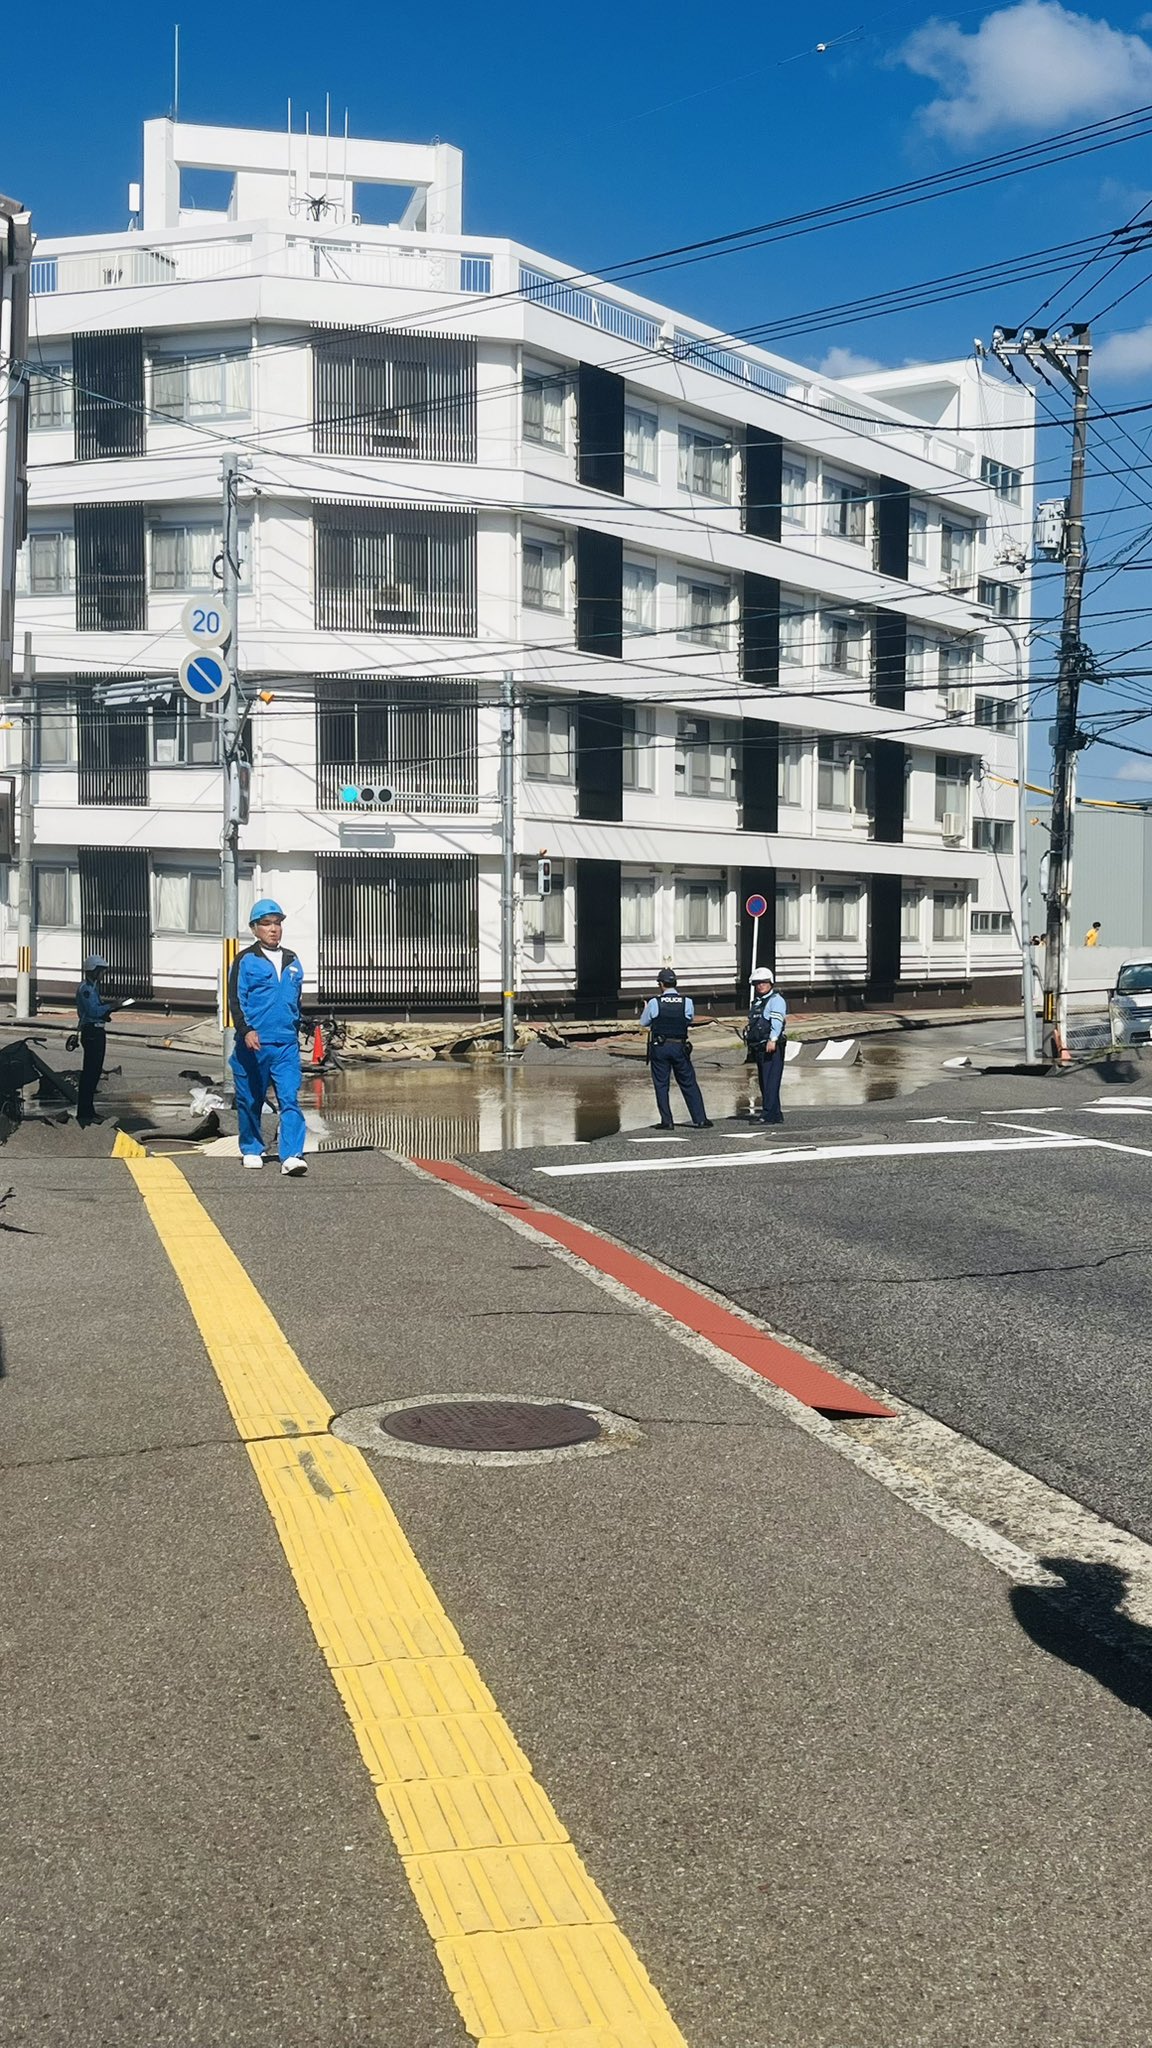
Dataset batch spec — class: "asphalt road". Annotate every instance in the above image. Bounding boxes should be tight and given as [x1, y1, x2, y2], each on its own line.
[474, 1053, 1152, 1544]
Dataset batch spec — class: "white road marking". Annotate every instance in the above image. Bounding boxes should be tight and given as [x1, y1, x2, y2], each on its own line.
[992, 1120, 1152, 1159]
[628, 1136, 687, 1144]
[979, 1105, 1065, 1116]
[816, 1038, 856, 1062]
[1092, 1095, 1152, 1107]
[783, 1042, 801, 1063]
[1082, 1105, 1152, 1117]
[535, 1134, 1094, 1180]
[913, 1116, 977, 1125]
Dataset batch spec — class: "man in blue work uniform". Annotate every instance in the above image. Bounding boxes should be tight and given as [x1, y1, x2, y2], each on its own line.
[747, 967, 787, 1126]
[227, 899, 309, 1176]
[74, 954, 119, 1126]
[639, 968, 713, 1130]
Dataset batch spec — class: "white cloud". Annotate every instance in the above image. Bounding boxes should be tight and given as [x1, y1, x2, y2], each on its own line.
[1093, 322, 1152, 377]
[900, 2, 1152, 141]
[1112, 756, 1152, 782]
[817, 345, 885, 379]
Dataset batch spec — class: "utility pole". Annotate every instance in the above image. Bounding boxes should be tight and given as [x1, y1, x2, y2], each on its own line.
[500, 669, 516, 1055]
[219, 452, 242, 1068]
[0, 196, 33, 1019]
[989, 323, 1092, 1063]
[995, 620, 1039, 1065]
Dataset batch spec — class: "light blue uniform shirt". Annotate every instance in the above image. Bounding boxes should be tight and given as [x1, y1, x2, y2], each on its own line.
[640, 995, 695, 1027]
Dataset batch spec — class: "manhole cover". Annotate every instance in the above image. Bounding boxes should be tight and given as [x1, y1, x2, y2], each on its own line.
[382, 1399, 601, 1452]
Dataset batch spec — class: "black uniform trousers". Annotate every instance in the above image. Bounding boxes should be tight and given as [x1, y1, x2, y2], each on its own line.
[753, 1043, 784, 1124]
[650, 1040, 707, 1126]
[77, 1025, 106, 1122]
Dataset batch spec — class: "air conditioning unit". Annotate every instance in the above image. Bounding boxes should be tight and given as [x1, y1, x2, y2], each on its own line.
[941, 812, 965, 843]
[946, 689, 970, 718]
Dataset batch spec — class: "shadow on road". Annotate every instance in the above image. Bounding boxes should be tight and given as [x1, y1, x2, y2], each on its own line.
[1011, 1557, 1152, 1719]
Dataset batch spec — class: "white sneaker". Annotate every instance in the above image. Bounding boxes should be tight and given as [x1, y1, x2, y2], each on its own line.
[242, 1154, 264, 1170]
[281, 1156, 308, 1177]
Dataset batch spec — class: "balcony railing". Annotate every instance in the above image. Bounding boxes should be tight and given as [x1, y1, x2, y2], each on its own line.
[31, 234, 493, 299]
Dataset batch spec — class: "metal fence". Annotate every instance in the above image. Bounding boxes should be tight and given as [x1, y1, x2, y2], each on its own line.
[316, 852, 479, 1009]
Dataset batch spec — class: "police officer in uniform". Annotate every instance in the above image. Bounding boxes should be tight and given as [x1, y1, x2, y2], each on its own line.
[747, 967, 787, 1125]
[639, 968, 712, 1129]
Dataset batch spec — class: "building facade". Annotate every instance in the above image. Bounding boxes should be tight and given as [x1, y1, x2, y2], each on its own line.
[0, 118, 1035, 1014]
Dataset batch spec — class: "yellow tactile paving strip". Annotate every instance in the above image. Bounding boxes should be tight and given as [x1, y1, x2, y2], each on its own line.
[125, 1157, 689, 2048]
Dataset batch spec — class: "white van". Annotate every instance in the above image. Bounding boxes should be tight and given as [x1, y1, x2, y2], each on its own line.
[1109, 958, 1152, 1046]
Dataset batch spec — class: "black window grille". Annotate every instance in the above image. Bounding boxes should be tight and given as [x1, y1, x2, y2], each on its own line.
[312, 327, 477, 461]
[75, 678, 149, 806]
[873, 610, 907, 710]
[316, 852, 478, 1009]
[75, 503, 147, 631]
[875, 477, 911, 580]
[575, 528, 623, 658]
[316, 676, 479, 812]
[73, 331, 146, 461]
[575, 696, 624, 821]
[741, 572, 780, 685]
[743, 426, 783, 542]
[314, 502, 477, 636]
[576, 364, 625, 496]
[78, 846, 153, 999]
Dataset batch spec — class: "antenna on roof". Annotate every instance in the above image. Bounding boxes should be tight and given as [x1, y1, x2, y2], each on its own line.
[172, 22, 180, 123]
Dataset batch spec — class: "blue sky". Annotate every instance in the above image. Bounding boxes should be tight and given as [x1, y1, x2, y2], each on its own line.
[8, 0, 1152, 796]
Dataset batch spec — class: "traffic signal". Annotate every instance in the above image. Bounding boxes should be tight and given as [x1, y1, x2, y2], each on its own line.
[536, 857, 551, 896]
[0, 777, 14, 862]
[340, 783, 395, 806]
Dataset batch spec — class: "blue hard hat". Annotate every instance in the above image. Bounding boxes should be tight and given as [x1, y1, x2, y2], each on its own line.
[248, 898, 285, 924]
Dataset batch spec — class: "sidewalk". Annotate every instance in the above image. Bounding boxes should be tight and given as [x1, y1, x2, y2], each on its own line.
[2, 1143, 1149, 2047]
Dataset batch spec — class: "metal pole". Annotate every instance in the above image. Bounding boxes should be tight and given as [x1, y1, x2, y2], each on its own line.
[15, 633, 33, 1020]
[500, 669, 516, 1055]
[1002, 623, 1038, 1064]
[1042, 329, 1091, 1064]
[220, 452, 241, 1070]
[1, 203, 33, 1019]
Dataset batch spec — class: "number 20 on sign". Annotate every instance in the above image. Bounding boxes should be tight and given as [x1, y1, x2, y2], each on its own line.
[181, 596, 233, 647]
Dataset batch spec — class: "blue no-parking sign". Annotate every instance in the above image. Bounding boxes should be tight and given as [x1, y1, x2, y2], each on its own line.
[179, 649, 231, 706]
[745, 893, 768, 919]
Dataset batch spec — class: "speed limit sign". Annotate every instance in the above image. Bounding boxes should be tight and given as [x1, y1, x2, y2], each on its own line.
[181, 595, 233, 647]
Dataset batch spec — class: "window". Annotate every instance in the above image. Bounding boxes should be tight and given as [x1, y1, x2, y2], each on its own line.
[522, 860, 565, 941]
[150, 522, 250, 593]
[20, 531, 75, 595]
[674, 875, 726, 942]
[779, 604, 807, 667]
[778, 737, 804, 806]
[523, 365, 565, 448]
[621, 875, 656, 942]
[908, 502, 928, 564]
[776, 882, 801, 940]
[975, 694, 1014, 730]
[781, 460, 807, 525]
[934, 753, 969, 824]
[972, 909, 1013, 934]
[152, 351, 250, 421]
[939, 640, 973, 698]
[677, 423, 731, 500]
[676, 575, 731, 647]
[35, 864, 81, 928]
[622, 560, 656, 635]
[981, 456, 1022, 503]
[906, 635, 933, 692]
[822, 612, 868, 676]
[940, 519, 974, 584]
[675, 716, 736, 799]
[153, 865, 223, 934]
[977, 577, 1020, 619]
[816, 884, 860, 942]
[524, 700, 573, 782]
[624, 405, 658, 477]
[28, 367, 73, 430]
[622, 706, 656, 791]
[973, 817, 1013, 852]
[35, 689, 76, 766]
[150, 695, 220, 767]
[901, 889, 921, 941]
[933, 891, 966, 942]
[824, 475, 868, 542]
[522, 536, 565, 612]
[817, 738, 872, 814]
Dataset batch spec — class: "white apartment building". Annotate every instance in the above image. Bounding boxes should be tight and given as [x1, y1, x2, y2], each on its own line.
[0, 117, 1035, 1015]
